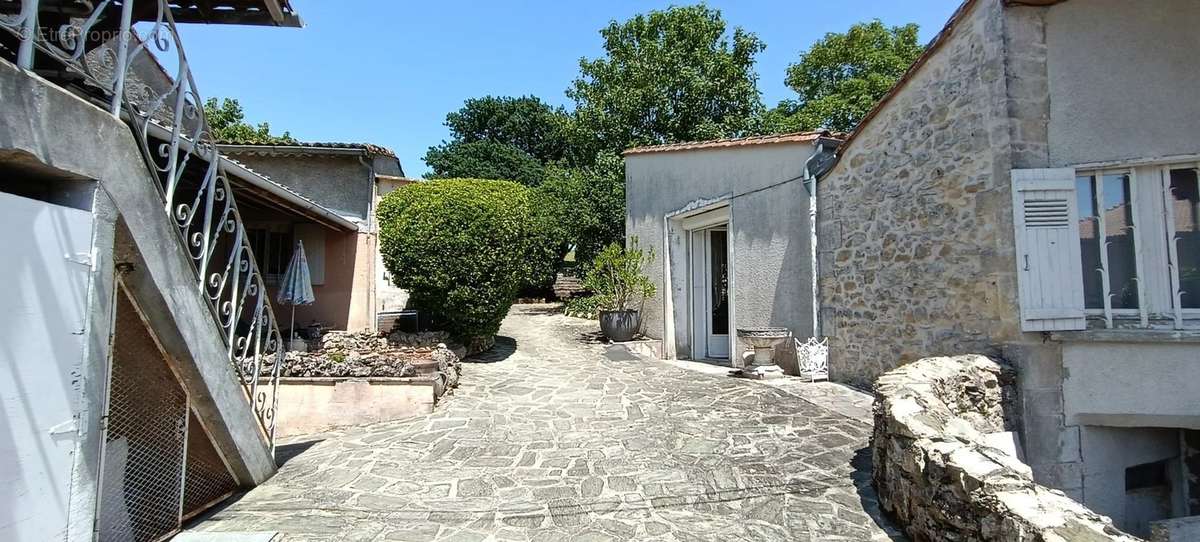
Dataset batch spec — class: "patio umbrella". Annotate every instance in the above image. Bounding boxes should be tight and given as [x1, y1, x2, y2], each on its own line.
[276, 239, 316, 346]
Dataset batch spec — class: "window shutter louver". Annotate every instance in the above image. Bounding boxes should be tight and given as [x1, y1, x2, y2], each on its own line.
[1011, 168, 1087, 331]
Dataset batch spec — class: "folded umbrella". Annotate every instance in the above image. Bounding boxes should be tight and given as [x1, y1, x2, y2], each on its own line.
[277, 239, 315, 346]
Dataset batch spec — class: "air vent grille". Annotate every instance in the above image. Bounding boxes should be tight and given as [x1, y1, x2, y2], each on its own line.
[1024, 199, 1070, 227]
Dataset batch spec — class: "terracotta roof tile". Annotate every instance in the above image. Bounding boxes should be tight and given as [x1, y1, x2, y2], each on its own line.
[622, 131, 841, 156]
[217, 141, 397, 158]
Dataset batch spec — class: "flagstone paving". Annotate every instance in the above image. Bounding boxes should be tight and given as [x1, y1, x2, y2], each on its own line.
[188, 304, 903, 541]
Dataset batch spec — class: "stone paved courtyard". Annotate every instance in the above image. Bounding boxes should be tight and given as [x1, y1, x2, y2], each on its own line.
[188, 305, 902, 541]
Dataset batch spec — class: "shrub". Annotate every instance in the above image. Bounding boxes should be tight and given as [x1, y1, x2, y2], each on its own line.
[563, 295, 602, 320]
[583, 237, 656, 311]
[377, 179, 533, 342]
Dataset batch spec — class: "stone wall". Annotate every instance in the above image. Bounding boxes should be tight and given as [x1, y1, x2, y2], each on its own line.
[817, 0, 1049, 388]
[872, 355, 1137, 541]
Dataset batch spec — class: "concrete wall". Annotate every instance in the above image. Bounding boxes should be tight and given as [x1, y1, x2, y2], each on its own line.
[263, 378, 435, 438]
[374, 177, 414, 312]
[1078, 426, 1183, 536]
[1062, 340, 1200, 429]
[1045, 0, 1200, 166]
[267, 229, 377, 331]
[232, 153, 373, 221]
[625, 142, 817, 363]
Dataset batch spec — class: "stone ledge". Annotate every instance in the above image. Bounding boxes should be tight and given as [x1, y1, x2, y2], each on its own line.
[1051, 329, 1200, 344]
[872, 354, 1138, 541]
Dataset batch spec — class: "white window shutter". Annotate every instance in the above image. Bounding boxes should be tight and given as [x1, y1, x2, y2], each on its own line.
[1011, 168, 1086, 331]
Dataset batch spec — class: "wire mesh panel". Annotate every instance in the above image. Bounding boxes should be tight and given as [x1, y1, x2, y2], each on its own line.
[98, 293, 189, 542]
[182, 411, 239, 520]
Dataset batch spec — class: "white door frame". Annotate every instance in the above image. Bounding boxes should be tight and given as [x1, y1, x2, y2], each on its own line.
[677, 205, 733, 361]
[692, 226, 730, 359]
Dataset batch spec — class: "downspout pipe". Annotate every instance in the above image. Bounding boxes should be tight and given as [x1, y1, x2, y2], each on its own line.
[803, 142, 826, 340]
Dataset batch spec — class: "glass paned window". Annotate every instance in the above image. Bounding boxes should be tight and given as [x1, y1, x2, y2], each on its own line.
[246, 227, 293, 279]
[1077, 173, 1139, 309]
[709, 230, 728, 335]
[1077, 176, 1104, 308]
[1169, 169, 1200, 309]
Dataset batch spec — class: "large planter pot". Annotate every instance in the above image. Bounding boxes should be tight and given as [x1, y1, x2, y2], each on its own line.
[599, 309, 640, 342]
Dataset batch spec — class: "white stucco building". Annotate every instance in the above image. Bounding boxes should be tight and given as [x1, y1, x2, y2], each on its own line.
[624, 132, 840, 372]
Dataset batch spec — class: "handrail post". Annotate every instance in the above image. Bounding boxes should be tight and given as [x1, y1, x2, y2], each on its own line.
[17, 0, 38, 69]
[110, 0, 135, 115]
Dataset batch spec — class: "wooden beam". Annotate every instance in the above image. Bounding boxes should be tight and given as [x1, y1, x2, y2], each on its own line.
[138, 7, 276, 26]
[262, 0, 285, 25]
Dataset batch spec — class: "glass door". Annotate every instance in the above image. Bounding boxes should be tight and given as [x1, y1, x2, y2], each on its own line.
[704, 228, 729, 358]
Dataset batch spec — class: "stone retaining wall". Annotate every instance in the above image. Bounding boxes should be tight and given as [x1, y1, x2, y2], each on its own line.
[872, 355, 1137, 541]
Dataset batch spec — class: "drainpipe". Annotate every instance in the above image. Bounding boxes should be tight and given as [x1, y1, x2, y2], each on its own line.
[803, 143, 826, 340]
[358, 154, 378, 330]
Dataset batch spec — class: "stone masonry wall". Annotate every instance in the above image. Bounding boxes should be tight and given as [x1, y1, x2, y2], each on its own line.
[872, 355, 1137, 541]
[817, 0, 1051, 388]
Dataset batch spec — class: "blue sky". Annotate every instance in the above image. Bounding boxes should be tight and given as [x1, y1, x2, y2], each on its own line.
[175, 1, 960, 178]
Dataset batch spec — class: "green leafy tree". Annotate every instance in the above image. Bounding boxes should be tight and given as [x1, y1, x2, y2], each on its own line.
[203, 97, 295, 144]
[423, 140, 546, 187]
[567, 4, 765, 159]
[443, 96, 570, 162]
[423, 96, 569, 186]
[763, 20, 923, 133]
[535, 151, 626, 268]
[377, 179, 535, 344]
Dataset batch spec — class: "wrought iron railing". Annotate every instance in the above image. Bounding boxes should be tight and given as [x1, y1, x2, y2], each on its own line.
[1, 0, 283, 449]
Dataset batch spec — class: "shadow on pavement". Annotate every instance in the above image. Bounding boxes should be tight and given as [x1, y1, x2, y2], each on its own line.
[465, 336, 517, 363]
[852, 446, 909, 540]
[276, 438, 324, 468]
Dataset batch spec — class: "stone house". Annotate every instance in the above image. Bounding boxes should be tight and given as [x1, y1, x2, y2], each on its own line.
[816, 0, 1200, 536]
[623, 132, 840, 371]
[0, 1, 309, 539]
[218, 143, 414, 332]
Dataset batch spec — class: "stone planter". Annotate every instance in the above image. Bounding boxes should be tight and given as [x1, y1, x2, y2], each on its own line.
[599, 309, 640, 342]
[736, 327, 790, 379]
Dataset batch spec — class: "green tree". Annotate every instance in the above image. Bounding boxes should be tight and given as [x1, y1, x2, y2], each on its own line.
[423, 140, 546, 187]
[423, 96, 570, 186]
[764, 20, 923, 133]
[203, 97, 295, 144]
[534, 152, 626, 267]
[567, 4, 765, 159]
[443, 96, 570, 163]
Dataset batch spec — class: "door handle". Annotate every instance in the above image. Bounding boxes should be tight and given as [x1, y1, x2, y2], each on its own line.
[1023, 255, 1030, 271]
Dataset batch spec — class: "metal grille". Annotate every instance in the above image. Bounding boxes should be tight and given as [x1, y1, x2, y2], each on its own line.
[99, 293, 188, 542]
[182, 411, 238, 520]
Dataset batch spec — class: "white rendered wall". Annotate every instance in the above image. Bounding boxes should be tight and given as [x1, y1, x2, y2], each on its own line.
[0, 192, 95, 540]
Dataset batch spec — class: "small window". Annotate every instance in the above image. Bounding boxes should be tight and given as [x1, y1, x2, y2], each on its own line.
[1125, 459, 1169, 491]
[245, 227, 293, 280]
[1077, 173, 1139, 310]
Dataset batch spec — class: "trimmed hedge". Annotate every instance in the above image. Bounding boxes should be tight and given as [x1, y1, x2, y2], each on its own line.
[377, 179, 533, 343]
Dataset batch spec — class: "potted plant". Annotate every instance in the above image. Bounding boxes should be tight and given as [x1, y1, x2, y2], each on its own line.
[584, 237, 656, 342]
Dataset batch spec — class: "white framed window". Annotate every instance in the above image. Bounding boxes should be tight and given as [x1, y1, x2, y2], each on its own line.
[1012, 163, 1198, 331]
